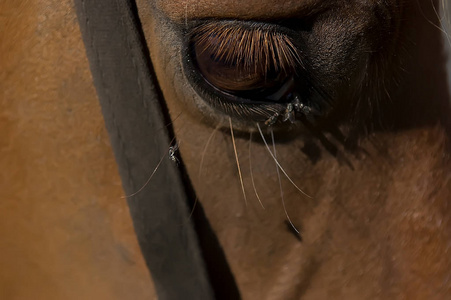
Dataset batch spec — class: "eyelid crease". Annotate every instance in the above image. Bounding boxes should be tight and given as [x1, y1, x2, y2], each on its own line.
[157, 0, 326, 23]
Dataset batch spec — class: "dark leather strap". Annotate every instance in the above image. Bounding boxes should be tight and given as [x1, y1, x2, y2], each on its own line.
[74, 1, 214, 298]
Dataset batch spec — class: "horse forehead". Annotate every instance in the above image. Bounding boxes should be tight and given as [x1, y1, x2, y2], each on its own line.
[156, 0, 322, 21]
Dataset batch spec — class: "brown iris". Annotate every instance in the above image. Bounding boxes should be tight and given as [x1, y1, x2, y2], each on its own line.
[190, 22, 302, 99]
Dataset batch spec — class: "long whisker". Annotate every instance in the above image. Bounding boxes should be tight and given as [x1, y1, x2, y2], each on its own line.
[271, 129, 299, 234]
[416, 0, 451, 47]
[256, 123, 312, 198]
[187, 125, 221, 219]
[122, 136, 177, 198]
[249, 132, 265, 209]
[163, 111, 183, 129]
[230, 117, 248, 206]
[199, 125, 220, 177]
[433, 0, 451, 47]
[186, 195, 198, 220]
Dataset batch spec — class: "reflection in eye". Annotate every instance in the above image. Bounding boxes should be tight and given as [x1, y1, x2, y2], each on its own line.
[190, 22, 302, 102]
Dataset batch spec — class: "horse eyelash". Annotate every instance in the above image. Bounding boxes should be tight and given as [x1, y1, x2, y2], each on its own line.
[190, 22, 303, 75]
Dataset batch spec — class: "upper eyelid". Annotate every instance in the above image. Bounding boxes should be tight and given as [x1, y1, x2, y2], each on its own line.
[190, 21, 303, 74]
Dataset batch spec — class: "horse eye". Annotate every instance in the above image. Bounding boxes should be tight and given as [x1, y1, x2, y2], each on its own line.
[188, 22, 303, 106]
[193, 33, 289, 98]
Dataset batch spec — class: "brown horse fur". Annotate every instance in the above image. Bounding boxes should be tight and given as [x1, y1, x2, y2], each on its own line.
[1, 0, 450, 299]
[138, 0, 451, 299]
[0, 1, 156, 299]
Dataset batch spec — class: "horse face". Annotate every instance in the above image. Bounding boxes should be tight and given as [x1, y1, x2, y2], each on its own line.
[142, 0, 405, 131]
[137, 0, 450, 298]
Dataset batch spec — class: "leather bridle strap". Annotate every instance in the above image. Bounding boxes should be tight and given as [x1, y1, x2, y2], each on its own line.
[74, 1, 214, 298]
